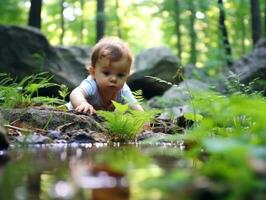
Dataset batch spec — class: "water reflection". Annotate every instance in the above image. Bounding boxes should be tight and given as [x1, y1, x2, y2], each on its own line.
[0, 144, 188, 200]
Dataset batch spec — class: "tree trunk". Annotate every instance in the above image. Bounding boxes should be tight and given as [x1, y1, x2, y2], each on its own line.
[218, 0, 232, 67]
[96, 0, 105, 42]
[264, 0, 266, 37]
[80, 0, 85, 44]
[174, 0, 182, 63]
[28, 0, 42, 29]
[115, 0, 122, 38]
[188, 0, 196, 65]
[60, 0, 65, 45]
[240, 0, 246, 54]
[250, 0, 261, 45]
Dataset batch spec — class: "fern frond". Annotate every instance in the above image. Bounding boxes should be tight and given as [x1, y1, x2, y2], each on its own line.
[145, 76, 176, 86]
[132, 89, 144, 104]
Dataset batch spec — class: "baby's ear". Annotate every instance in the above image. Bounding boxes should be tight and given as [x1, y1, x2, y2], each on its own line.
[88, 66, 96, 77]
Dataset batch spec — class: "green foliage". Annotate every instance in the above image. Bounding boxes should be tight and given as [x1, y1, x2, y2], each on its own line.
[183, 113, 203, 122]
[132, 89, 144, 104]
[167, 92, 266, 150]
[98, 101, 159, 141]
[0, 73, 66, 108]
[58, 84, 70, 101]
[223, 71, 261, 95]
[0, 0, 258, 70]
[142, 92, 266, 199]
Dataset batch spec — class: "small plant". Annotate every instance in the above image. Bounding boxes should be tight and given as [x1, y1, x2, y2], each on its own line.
[132, 89, 144, 104]
[58, 84, 70, 101]
[223, 71, 261, 95]
[145, 75, 201, 124]
[98, 101, 159, 142]
[0, 72, 66, 108]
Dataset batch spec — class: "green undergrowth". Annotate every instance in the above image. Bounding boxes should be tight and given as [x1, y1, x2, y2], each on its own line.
[98, 101, 160, 141]
[144, 91, 266, 199]
[141, 75, 266, 199]
[0, 72, 69, 108]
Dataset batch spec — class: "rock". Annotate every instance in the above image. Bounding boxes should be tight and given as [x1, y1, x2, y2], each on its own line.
[148, 79, 210, 109]
[231, 39, 266, 94]
[0, 25, 90, 95]
[46, 130, 61, 139]
[70, 130, 108, 143]
[15, 133, 51, 144]
[128, 47, 181, 99]
[0, 113, 9, 150]
[0, 131, 9, 150]
[0, 26, 60, 81]
[55, 45, 91, 87]
[136, 130, 170, 142]
[0, 107, 106, 132]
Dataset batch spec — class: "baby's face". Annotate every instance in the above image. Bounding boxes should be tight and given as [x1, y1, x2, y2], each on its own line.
[91, 57, 131, 93]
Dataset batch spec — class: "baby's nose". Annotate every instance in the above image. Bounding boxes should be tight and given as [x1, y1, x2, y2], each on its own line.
[110, 75, 117, 82]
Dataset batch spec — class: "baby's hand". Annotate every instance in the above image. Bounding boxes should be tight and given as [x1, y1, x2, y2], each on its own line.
[75, 102, 96, 115]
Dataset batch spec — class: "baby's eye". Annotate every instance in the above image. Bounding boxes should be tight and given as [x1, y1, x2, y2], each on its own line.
[117, 73, 125, 78]
[103, 71, 111, 76]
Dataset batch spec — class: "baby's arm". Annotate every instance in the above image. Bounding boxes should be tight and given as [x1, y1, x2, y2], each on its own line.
[130, 103, 144, 111]
[70, 87, 96, 115]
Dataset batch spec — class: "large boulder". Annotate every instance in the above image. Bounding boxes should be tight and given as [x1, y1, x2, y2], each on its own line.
[0, 25, 89, 94]
[127, 47, 181, 99]
[0, 113, 9, 150]
[55, 45, 91, 87]
[148, 79, 210, 116]
[0, 107, 105, 132]
[231, 39, 266, 94]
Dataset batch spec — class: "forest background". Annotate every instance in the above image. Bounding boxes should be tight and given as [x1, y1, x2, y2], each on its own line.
[1, 0, 264, 77]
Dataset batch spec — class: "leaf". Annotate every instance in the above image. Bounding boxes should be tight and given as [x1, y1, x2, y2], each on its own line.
[184, 113, 203, 122]
[112, 100, 129, 113]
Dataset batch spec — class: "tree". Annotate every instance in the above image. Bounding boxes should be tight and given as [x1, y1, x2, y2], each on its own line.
[218, 0, 232, 67]
[28, 0, 42, 29]
[239, 0, 247, 54]
[188, 0, 196, 65]
[174, 0, 182, 62]
[96, 0, 105, 42]
[60, 0, 65, 44]
[115, 0, 122, 38]
[80, 0, 85, 44]
[250, 0, 261, 45]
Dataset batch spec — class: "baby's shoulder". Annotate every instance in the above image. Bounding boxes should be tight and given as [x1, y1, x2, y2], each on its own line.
[79, 75, 98, 95]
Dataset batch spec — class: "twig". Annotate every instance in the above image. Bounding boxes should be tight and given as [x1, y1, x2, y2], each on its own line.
[4, 124, 30, 132]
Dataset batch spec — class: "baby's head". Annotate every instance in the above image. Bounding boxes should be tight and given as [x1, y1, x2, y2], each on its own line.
[90, 37, 133, 70]
[88, 37, 133, 93]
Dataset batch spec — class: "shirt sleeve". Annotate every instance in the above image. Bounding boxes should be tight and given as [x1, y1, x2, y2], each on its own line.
[78, 76, 96, 97]
[121, 84, 138, 104]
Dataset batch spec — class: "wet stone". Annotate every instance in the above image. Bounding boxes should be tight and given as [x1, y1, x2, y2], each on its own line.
[71, 131, 96, 143]
[47, 130, 62, 139]
[136, 131, 168, 141]
[15, 134, 51, 144]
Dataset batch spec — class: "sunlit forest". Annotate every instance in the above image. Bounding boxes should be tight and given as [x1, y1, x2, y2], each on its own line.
[2, 0, 265, 70]
[1, 1, 266, 200]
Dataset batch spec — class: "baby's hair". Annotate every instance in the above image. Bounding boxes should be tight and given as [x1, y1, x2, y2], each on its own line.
[91, 37, 133, 68]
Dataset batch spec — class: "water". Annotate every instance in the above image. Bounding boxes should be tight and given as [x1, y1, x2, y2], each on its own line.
[0, 143, 193, 200]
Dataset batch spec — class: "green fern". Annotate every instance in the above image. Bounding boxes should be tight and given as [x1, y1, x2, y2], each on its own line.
[0, 73, 67, 108]
[58, 84, 70, 101]
[98, 101, 159, 141]
[132, 89, 144, 104]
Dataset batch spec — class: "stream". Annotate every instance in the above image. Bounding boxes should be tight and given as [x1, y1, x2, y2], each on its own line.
[0, 143, 195, 200]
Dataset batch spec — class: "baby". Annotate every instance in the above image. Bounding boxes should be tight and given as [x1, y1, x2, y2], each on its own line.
[67, 37, 144, 115]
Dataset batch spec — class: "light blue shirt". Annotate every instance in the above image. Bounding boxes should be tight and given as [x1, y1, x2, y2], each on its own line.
[67, 75, 137, 110]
